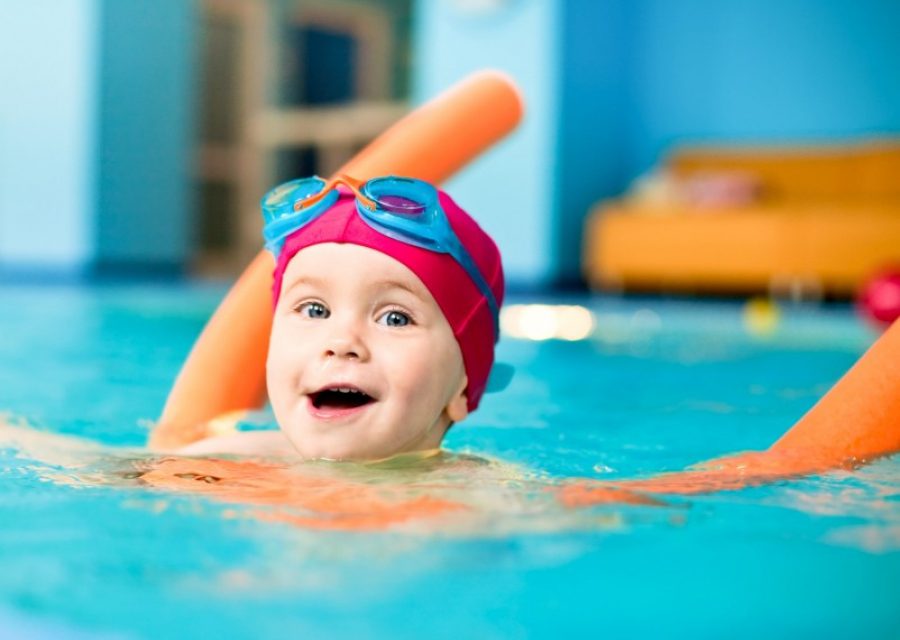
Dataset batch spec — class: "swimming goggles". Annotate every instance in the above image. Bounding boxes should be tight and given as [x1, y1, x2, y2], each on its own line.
[260, 174, 501, 343]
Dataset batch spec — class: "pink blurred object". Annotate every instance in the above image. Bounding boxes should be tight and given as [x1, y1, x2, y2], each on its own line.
[683, 171, 760, 207]
[857, 269, 900, 327]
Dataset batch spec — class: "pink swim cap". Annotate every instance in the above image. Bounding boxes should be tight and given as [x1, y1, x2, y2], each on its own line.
[272, 189, 504, 411]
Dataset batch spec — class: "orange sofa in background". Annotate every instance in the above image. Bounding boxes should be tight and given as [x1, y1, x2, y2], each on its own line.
[583, 140, 900, 296]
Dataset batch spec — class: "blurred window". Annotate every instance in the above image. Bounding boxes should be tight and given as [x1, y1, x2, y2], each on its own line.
[193, 0, 411, 275]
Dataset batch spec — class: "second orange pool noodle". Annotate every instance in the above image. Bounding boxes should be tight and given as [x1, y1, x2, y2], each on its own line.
[560, 317, 900, 506]
[766, 316, 900, 469]
[150, 71, 524, 450]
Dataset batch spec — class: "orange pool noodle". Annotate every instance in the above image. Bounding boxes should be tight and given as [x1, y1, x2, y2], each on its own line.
[151, 71, 523, 450]
[766, 316, 900, 470]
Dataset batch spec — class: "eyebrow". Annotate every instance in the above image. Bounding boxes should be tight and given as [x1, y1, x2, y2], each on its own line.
[282, 275, 427, 302]
[281, 275, 327, 296]
[371, 279, 428, 302]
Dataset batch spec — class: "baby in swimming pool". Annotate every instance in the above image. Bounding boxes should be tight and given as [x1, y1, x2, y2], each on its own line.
[179, 175, 506, 461]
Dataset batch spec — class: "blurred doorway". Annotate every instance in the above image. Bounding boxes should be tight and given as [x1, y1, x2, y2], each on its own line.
[194, 0, 412, 276]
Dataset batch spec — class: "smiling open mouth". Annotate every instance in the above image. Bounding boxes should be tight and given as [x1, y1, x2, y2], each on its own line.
[309, 387, 375, 410]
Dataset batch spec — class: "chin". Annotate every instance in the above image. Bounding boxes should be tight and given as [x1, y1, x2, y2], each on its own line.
[280, 429, 368, 461]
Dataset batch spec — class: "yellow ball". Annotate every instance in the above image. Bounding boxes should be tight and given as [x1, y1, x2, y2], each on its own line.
[743, 297, 780, 336]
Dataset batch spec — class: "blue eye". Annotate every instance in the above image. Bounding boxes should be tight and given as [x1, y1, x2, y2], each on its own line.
[378, 309, 411, 327]
[297, 301, 330, 319]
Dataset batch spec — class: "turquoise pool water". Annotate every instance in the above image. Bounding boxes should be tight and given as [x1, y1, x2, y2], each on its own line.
[1, 284, 898, 638]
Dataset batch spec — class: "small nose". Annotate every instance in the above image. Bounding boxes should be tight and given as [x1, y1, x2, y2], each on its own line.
[323, 323, 370, 362]
[326, 339, 361, 360]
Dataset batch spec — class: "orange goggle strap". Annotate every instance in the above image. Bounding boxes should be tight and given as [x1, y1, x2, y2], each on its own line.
[294, 174, 376, 212]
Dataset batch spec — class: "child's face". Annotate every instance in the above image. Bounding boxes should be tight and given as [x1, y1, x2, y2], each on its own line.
[267, 242, 469, 460]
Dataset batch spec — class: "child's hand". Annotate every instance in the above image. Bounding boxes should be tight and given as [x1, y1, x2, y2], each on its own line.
[148, 410, 248, 452]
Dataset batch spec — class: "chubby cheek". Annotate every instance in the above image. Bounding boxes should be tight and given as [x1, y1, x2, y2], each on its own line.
[382, 341, 458, 411]
[265, 326, 305, 415]
[266, 352, 313, 454]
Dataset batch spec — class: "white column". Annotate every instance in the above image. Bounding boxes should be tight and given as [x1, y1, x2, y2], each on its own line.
[413, 0, 560, 286]
[0, 0, 98, 274]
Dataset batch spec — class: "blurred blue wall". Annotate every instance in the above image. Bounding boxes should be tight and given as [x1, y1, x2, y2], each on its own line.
[555, 0, 630, 285]
[0, 0, 98, 275]
[0, 0, 194, 279]
[627, 0, 900, 177]
[95, 0, 195, 271]
[415, 0, 900, 285]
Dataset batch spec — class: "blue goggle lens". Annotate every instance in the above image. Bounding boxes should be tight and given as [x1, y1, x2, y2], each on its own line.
[261, 176, 327, 224]
[363, 177, 436, 217]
